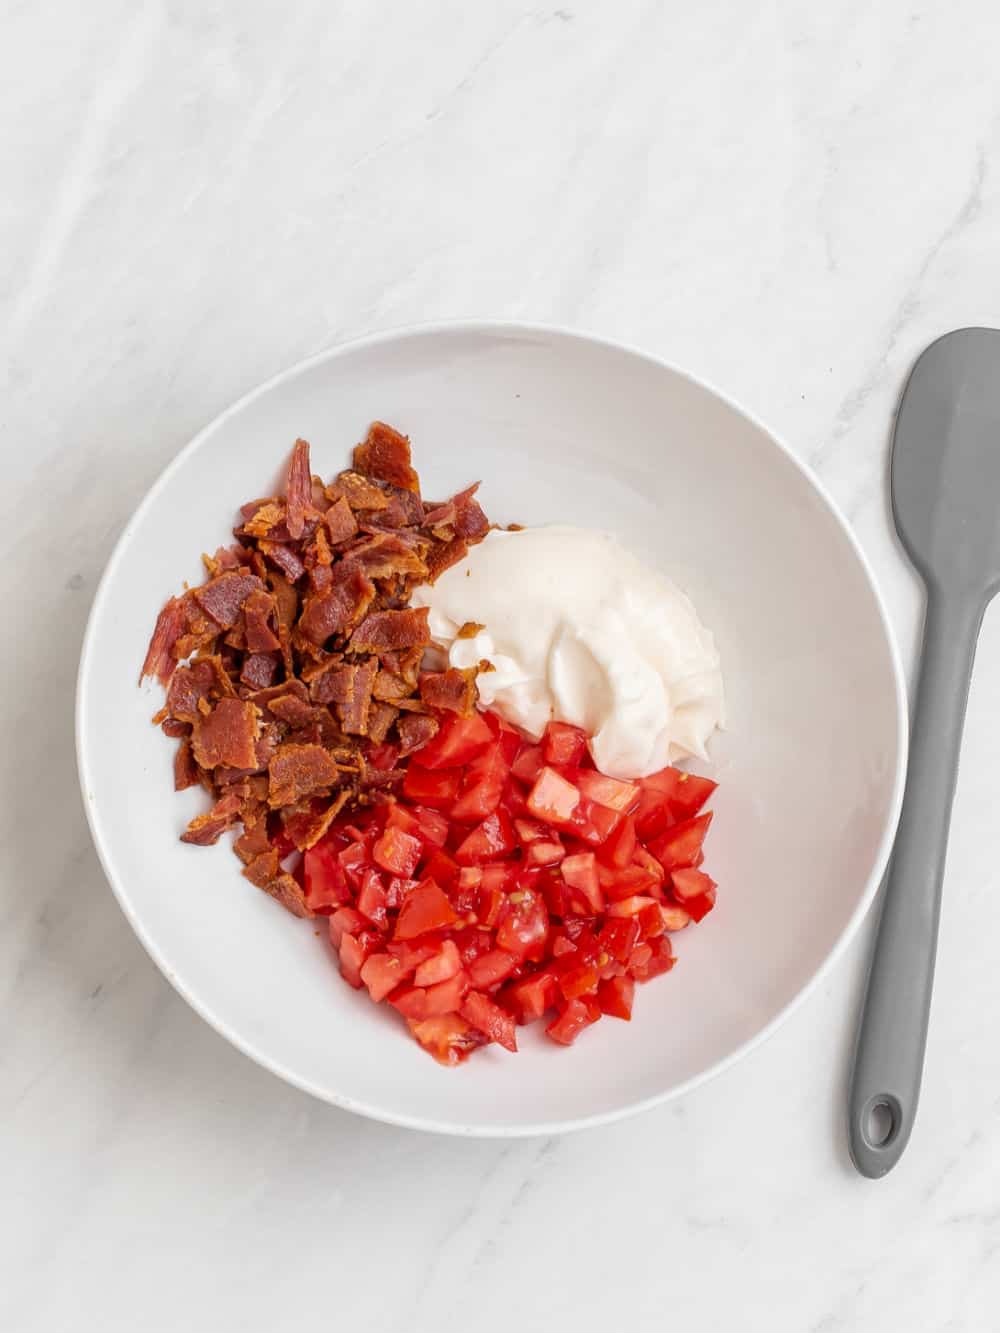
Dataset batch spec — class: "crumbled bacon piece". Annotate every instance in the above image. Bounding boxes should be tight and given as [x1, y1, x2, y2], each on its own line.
[350, 607, 430, 653]
[337, 659, 377, 736]
[324, 496, 358, 546]
[299, 562, 375, 645]
[325, 471, 388, 511]
[243, 590, 281, 653]
[267, 743, 341, 807]
[258, 540, 306, 583]
[192, 698, 260, 770]
[243, 849, 280, 887]
[180, 793, 242, 845]
[419, 667, 479, 717]
[240, 652, 280, 690]
[285, 438, 312, 540]
[353, 421, 420, 492]
[140, 595, 187, 684]
[397, 712, 439, 756]
[262, 872, 314, 919]
[174, 738, 201, 790]
[193, 570, 262, 630]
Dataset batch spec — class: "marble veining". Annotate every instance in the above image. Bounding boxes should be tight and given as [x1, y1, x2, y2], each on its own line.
[2, 2, 1000, 1329]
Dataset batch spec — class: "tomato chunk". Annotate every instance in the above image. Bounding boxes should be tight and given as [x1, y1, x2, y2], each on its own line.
[527, 767, 580, 824]
[393, 880, 459, 940]
[303, 840, 350, 912]
[451, 742, 508, 822]
[597, 974, 635, 1019]
[460, 990, 518, 1051]
[546, 998, 600, 1045]
[560, 851, 604, 915]
[414, 939, 462, 986]
[649, 812, 713, 872]
[360, 952, 407, 1002]
[510, 744, 544, 785]
[407, 1014, 482, 1065]
[372, 826, 421, 877]
[454, 809, 516, 864]
[402, 765, 462, 810]
[542, 721, 588, 768]
[412, 712, 493, 770]
[576, 770, 640, 813]
[468, 948, 518, 989]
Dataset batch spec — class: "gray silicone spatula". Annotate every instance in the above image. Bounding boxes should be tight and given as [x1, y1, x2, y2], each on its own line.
[848, 327, 1000, 1177]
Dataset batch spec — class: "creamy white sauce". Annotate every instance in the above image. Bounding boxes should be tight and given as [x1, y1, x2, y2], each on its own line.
[411, 526, 724, 779]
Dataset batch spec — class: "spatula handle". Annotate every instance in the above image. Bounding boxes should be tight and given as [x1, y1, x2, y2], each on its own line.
[848, 592, 982, 1177]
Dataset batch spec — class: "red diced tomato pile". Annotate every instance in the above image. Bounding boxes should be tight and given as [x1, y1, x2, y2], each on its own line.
[303, 711, 719, 1065]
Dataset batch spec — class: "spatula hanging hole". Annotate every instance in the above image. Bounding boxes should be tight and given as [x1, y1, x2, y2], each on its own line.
[865, 1099, 896, 1148]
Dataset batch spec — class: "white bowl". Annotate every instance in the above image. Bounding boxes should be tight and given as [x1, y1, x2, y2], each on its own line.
[77, 324, 907, 1136]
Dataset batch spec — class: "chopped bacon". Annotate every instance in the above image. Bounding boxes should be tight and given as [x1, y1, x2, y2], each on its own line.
[267, 743, 342, 807]
[240, 652, 279, 690]
[419, 667, 479, 717]
[234, 817, 272, 864]
[338, 658, 378, 736]
[243, 849, 281, 887]
[425, 536, 469, 581]
[180, 793, 242, 845]
[261, 872, 314, 919]
[353, 421, 420, 492]
[141, 426, 496, 910]
[174, 738, 201, 790]
[367, 701, 399, 745]
[396, 712, 439, 757]
[258, 540, 306, 583]
[192, 570, 263, 630]
[140, 595, 188, 684]
[324, 496, 358, 546]
[282, 791, 350, 851]
[192, 698, 260, 770]
[299, 561, 375, 645]
[285, 438, 312, 540]
[325, 471, 389, 511]
[349, 532, 429, 580]
[243, 590, 281, 653]
[350, 607, 430, 654]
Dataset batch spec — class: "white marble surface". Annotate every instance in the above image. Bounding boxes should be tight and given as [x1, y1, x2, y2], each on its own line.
[3, 1, 1000, 1328]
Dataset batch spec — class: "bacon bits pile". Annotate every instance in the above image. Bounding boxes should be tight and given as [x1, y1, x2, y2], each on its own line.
[141, 424, 490, 919]
[141, 424, 720, 1066]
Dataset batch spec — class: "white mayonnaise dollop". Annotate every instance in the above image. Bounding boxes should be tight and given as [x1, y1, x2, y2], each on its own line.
[411, 526, 724, 779]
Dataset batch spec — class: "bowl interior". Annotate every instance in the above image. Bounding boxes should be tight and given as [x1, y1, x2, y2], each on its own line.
[78, 326, 905, 1134]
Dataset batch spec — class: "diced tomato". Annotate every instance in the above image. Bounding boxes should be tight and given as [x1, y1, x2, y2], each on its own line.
[385, 876, 417, 910]
[597, 974, 635, 1019]
[468, 948, 519, 989]
[476, 884, 505, 928]
[607, 894, 658, 918]
[360, 952, 407, 1002]
[598, 915, 640, 963]
[386, 938, 438, 970]
[420, 847, 459, 889]
[542, 721, 588, 768]
[394, 880, 459, 940]
[303, 840, 350, 912]
[402, 764, 462, 810]
[527, 767, 580, 824]
[600, 863, 661, 902]
[513, 818, 547, 845]
[481, 863, 515, 893]
[546, 998, 600, 1045]
[510, 744, 544, 785]
[572, 799, 622, 847]
[390, 969, 470, 1019]
[630, 935, 674, 981]
[500, 778, 531, 819]
[668, 771, 718, 820]
[576, 770, 640, 813]
[541, 868, 569, 917]
[412, 712, 493, 770]
[460, 990, 518, 1051]
[338, 839, 371, 891]
[637, 901, 665, 939]
[338, 930, 380, 988]
[560, 851, 604, 915]
[525, 838, 565, 867]
[649, 812, 713, 872]
[497, 889, 549, 960]
[357, 868, 389, 928]
[503, 970, 559, 1023]
[406, 1014, 482, 1065]
[671, 867, 717, 901]
[414, 939, 462, 986]
[659, 903, 692, 931]
[372, 826, 422, 878]
[451, 742, 508, 822]
[454, 809, 516, 864]
[411, 805, 449, 848]
[329, 906, 367, 949]
[596, 813, 637, 869]
[681, 887, 717, 922]
[558, 959, 600, 1000]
